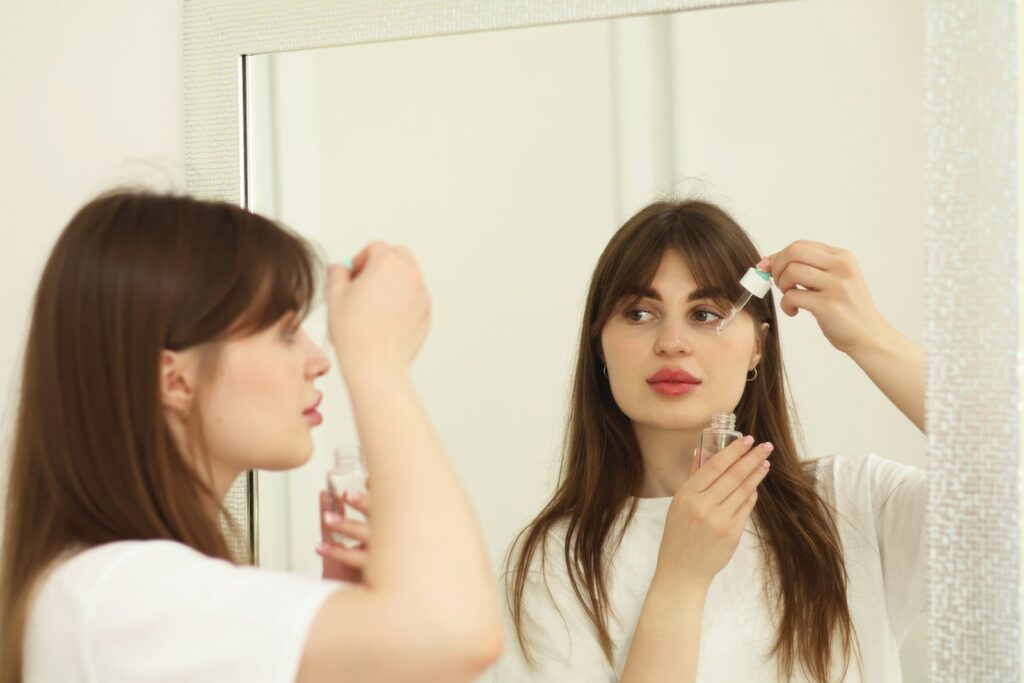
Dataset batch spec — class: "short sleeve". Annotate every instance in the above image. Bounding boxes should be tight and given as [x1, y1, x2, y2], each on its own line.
[865, 453, 927, 642]
[489, 564, 617, 683]
[85, 541, 341, 682]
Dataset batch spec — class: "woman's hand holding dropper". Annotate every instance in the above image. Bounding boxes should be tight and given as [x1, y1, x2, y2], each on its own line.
[763, 241, 925, 432]
[327, 242, 430, 375]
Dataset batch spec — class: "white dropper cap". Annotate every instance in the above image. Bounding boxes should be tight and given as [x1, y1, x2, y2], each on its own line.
[739, 267, 772, 298]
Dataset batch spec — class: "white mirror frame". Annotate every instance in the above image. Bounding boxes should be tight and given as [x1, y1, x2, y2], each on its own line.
[182, 0, 1021, 677]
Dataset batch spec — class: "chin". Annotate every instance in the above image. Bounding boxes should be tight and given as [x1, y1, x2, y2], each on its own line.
[638, 405, 713, 432]
[263, 452, 313, 471]
[623, 411, 704, 434]
[265, 437, 315, 471]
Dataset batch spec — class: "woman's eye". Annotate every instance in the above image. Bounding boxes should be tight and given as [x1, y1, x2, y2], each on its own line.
[625, 309, 655, 323]
[693, 309, 724, 324]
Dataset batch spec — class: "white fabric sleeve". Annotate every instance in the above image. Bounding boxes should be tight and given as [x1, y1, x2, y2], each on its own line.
[865, 453, 927, 643]
[489, 568, 617, 683]
[84, 541, 342, 683]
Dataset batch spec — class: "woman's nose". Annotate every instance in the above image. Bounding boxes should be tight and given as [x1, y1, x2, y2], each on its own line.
[309, 353, 331, 378]
[653, 317, 694, 356]
[306, 336, 332, 378]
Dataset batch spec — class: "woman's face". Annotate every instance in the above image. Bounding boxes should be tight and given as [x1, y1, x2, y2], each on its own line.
[600, 249, 764, 436]
[191, 312, 331, 483]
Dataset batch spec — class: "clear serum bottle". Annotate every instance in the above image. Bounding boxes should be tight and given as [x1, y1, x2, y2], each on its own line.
[699, 412, 742, 467]
[326, 446, 369, 548]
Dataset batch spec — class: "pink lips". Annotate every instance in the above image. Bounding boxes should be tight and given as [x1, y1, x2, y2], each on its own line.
[647, 366, 701, 397]
[304, 394, 323, 414]
[304, 394, 323, 426]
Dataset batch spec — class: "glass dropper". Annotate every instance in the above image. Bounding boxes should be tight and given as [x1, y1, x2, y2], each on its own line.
[716, 266, 772, 335]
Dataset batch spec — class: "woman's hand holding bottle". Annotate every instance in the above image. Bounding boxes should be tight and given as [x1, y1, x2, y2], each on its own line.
[655, 435, 773, 589]
[621, 436, 772, 683]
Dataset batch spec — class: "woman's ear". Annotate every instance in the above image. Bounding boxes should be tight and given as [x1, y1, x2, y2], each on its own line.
[160, 349, 198, 415]
[748, 322, 770, 371]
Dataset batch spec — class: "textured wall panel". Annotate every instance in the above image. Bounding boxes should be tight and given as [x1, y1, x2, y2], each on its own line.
[925, 1, 1020, 679]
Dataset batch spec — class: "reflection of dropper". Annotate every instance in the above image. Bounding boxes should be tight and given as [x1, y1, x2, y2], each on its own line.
[716, 266, 773, 334]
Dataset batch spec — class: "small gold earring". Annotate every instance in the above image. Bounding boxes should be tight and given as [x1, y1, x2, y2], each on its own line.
[746, 367, 758, 382]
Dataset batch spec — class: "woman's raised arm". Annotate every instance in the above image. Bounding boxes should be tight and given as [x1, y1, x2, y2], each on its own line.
[765, 242, 925, 433]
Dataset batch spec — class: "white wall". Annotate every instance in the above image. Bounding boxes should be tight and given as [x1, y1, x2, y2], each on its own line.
[251, 19, 622, 577]
[669, 0, 926, 469]
[0, 0, 183, 518]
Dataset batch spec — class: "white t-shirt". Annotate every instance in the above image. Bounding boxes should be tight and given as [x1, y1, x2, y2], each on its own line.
[24, 540, 342, 682]
[491, 454, 926, 682]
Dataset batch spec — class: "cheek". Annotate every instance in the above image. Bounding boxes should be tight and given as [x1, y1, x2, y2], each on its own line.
[601, 323, 644, 370]
[201, 352, 297, 442]
[696, 334, 755, 396]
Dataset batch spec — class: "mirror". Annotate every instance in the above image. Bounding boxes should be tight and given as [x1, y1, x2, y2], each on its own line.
[245, 0, 926, 678]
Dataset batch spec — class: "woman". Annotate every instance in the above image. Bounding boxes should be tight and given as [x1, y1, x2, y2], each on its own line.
[497, 200, 926, 682]
[0, 190, 503, 682]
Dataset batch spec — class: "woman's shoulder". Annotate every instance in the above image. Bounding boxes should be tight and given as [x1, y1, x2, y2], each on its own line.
[34, 541, 216, 613]
[27, 541, 220, 668]
[803, 453, 926, 525]
[805, 453, 924, 493]
[51, 539, 217, 581]
[28, 543, 340, 681]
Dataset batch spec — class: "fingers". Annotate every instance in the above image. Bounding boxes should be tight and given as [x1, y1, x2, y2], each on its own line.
[704, 441, 774, 506]
[685, 435, 757, 492]
[718, 456, 771, 519]
[778, 287, 822, 318]
[324, 509, 371, 545]
[317, 542, 368, 569]
[730, 488, 760, 525]
[344, 490, 370, 517]
[326, 260, 354, 296]
[319, 489, 370, 545]
[319, 490, 334, 544]
[767, 241, 843, 288]
[349, 241, 387, 275]
[773, 261, 830, 295]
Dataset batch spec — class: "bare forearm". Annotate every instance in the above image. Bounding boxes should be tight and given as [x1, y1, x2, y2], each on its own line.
[342, 364, 500, 637]
[848, 324, 926, 433]
[620, 575, 708, 683]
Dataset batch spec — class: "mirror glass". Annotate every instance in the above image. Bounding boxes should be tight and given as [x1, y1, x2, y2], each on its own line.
[246, 0, 925, 677]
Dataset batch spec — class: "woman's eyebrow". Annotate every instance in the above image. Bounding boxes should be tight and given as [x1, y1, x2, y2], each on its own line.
[688, 287, 730, 303]
[621, 285, 729, 303]
[622, 285, 660, 301]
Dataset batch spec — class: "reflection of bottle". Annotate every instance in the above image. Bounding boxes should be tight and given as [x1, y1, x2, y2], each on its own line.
[699, 412, 742, 467]
[326, 446, 368, 548]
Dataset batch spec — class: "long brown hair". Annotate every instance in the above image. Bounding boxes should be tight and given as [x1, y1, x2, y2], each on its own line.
[507, 200, 859, 681]
[0, 190, 319, 682]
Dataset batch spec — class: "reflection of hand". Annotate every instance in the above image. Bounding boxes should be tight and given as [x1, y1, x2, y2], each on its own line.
[764, 241, 891, 355]
[656, 436, 772, 588]
[318, 489, 371, 583]
[326, 242, 431, 376]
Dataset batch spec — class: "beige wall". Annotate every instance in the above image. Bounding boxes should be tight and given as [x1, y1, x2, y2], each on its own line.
[0, 0, 184, 525]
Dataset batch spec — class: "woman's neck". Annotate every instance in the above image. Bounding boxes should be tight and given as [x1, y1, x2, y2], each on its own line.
[633, 425, 701, 498]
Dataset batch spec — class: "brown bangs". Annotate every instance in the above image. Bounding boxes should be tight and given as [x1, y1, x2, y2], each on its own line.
[164, 201, 323, 348]
[592, 204, 760, 337]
